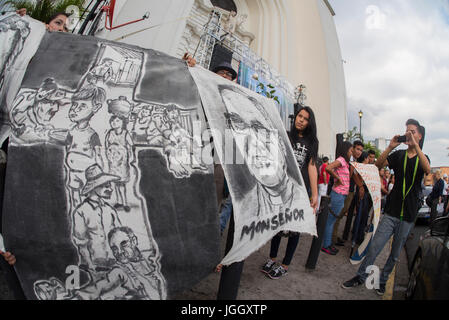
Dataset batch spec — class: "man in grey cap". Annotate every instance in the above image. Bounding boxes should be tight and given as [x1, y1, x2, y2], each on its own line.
[10, 77, 68, 138]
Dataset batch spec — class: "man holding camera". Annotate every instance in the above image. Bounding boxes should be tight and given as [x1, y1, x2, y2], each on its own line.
[342, 119, 430, 296]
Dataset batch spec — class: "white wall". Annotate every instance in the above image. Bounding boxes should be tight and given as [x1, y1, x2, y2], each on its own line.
[95, 0, 194, 56]
[232, 0, 347, 157]
[317, 0, 348, 156]
[94, 0, 348, 158]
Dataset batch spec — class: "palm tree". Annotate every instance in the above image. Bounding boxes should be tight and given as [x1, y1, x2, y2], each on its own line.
[364, 141, 381, 158]
[344, 126, 363, 143]
[7, 0, 86, 23]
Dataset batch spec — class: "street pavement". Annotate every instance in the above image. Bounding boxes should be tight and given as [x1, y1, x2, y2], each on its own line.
[0, 214, 414, 300]
[174, 213, 413, 300]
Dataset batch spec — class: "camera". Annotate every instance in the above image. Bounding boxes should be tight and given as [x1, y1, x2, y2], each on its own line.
[397, 135, 407, 143]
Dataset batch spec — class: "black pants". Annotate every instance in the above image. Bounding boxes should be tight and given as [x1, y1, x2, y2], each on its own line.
[342, 192, 358, 241]
[269, 233, 300, 266]
[0, 259, 26, 300]
[352, 194, 372, 245]
[430, 198, 440, 225]
[443, 195, 449, 215]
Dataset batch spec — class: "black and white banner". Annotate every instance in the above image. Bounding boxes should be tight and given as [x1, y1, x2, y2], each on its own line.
[1, 27, 220, 300]
[1, 14, 319, 299]
[189, 67, 317, 266]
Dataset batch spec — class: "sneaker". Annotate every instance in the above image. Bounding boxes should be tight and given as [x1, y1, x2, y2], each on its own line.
[330, 245, 339, 254]
[321, 247, 336, 255]
[267, 265, 288, 279]
[376, 284, 386, 296]
[342, 275, 364, 289]
[260, 259, 276, 274]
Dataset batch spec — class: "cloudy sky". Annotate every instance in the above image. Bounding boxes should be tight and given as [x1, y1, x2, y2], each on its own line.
[329, 0, 449, 167]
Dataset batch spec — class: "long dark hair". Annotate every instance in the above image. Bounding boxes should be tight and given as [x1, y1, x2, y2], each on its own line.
[357, 151, 368, 163]
[336, 141, 353, 163]
[46, 12, 69, 24]
[289, 105, 319, 164]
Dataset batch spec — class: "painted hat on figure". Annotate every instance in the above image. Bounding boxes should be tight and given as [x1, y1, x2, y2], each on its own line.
[212, 62, 237, 80]
[36, 78, 65, 101]
[82, 164, 120, 195]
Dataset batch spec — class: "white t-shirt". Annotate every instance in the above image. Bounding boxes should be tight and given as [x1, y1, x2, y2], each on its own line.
[443, 181, 448, 196]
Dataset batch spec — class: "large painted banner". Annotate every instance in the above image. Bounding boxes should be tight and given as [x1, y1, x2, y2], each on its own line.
[189, 67, 317, 266]
[0, 13, 46, 143]
[349, 162, 381, 265]
[1, 29, 221, 299]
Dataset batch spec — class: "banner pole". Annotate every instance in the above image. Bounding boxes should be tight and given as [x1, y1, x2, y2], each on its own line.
[216, 212, 244, 300]
[342, 195, 357, 241]
[0, 162, 26, 300]
[305, 196, 330, 270]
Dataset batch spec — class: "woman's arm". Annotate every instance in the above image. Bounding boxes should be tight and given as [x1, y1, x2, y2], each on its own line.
[326, 159, 343, 186]
[308, 159, 318, 213]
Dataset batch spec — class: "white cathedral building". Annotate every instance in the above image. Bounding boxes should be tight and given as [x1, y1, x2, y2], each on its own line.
[81, 0, 348, 158]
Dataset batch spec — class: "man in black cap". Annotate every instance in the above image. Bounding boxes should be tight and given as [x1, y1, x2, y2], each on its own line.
[182, 52, 237, 207]
[183, 53, 239, 275]
[211, 61, 237, 81]
[182, 52, 237, 81]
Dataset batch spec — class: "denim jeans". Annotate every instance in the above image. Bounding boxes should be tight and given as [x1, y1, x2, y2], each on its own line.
[323, 190, 347, 248]
[357, 214, 414, 285]
[219, 196, 233, 233]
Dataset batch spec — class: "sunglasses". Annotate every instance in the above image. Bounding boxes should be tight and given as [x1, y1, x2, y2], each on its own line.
[216, 70, 234, 78]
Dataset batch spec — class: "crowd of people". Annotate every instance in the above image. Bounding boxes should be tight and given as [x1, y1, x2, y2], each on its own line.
[199, 40, 437, 298]
[1, 8, 447, 300]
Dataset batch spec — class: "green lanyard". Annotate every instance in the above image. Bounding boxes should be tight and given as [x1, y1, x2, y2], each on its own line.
[401, 151, 419, 221]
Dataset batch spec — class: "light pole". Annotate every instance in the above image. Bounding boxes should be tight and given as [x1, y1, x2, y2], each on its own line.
[294, 84, 307, 106]
[358, 110, 363, 139]
[290, 85, 307, 129]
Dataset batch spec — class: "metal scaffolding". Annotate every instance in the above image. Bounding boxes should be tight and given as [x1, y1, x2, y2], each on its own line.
[194, 9, 295, 101]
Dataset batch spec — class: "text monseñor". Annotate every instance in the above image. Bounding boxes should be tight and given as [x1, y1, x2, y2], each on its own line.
[240, 209, 305, 241]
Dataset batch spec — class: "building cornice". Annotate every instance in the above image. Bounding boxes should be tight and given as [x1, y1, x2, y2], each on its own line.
[195, 0, 255, 44]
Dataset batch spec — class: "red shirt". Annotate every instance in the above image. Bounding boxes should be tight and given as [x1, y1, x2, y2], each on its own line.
[382, 177, 388, 192]
[318, 163, 330, 184]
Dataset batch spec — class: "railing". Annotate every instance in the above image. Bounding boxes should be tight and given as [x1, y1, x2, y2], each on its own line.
[0, 0, 14, 14]
[195, 9, 296, 102]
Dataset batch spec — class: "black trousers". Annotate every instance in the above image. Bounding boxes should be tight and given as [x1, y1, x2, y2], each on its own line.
[269, 233, 300, 266]
[0, 259, 26, 300]
[430, 198, 440, 225]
